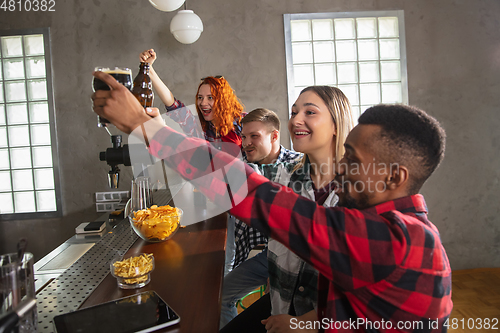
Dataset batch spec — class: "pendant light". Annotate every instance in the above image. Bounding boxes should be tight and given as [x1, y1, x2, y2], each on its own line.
[170, 4, 203, 44]
[148, 0, 185, 12]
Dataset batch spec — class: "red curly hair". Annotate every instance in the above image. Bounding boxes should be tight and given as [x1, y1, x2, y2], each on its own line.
[195, 77, 245, 137]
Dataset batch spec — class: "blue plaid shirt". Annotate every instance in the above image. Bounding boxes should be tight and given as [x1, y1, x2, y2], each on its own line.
[234, 146, 302, 267]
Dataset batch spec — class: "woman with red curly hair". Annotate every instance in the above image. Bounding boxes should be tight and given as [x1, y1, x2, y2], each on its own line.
[139, 49, 245, 157]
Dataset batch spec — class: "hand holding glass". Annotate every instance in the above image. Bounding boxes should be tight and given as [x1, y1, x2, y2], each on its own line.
[92, 67, 133, 127]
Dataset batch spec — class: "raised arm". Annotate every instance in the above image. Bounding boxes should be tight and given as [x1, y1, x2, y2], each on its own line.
[91, 70, 406, 289]
[139, 49, 176, 107]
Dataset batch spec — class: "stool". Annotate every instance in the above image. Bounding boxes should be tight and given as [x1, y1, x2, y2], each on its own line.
[236, 285, 266, 310]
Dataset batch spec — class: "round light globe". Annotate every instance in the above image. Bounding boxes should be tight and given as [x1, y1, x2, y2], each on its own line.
[170, 10, 204, 44]
[148, 0, 185, 12]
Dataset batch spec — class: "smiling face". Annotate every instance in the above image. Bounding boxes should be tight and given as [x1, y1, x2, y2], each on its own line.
[241, 121, 278, 164]
[335, 124, 390, 210]
[288, 90, 337, 158]
[197, 84, 215, 121]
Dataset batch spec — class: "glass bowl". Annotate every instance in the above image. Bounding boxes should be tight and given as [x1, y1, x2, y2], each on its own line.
[125, 200, 183, 243]
[110, 253, 155, 289]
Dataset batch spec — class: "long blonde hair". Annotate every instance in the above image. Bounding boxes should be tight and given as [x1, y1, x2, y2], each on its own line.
[292, 86, 354, 172]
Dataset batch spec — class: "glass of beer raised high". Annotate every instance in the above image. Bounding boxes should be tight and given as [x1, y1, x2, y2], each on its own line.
[93, 67, 133, 127]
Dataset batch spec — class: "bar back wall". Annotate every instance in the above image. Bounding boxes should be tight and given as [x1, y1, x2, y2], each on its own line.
[0, 0, 499, 270]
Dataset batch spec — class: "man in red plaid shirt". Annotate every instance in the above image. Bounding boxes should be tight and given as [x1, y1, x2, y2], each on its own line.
[93, 71, 453, 332]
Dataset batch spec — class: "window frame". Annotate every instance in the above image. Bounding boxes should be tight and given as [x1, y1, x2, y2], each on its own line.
[0, 27, 62, 220]
[284, 10, 409, 119]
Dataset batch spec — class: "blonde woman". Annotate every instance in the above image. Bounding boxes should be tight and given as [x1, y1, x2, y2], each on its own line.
[221, 86, 354, 332]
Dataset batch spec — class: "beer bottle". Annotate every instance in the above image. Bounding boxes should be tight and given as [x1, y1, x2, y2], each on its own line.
[131, 62, 154, 108]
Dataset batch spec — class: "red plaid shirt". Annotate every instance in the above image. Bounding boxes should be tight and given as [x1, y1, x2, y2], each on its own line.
[165, 98, 244, 157]
[149, 126, 453, 332]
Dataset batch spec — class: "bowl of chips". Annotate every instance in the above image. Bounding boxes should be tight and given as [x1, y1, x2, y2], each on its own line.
[127, 203, 183, 242]
[110, 253, 155, 289]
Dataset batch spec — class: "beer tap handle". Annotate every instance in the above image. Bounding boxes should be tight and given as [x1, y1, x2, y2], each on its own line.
[99, 135, 132, 188]
[108, 165, 120, 189]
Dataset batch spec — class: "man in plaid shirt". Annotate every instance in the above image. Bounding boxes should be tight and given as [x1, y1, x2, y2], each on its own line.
[92, 71, 452, 332]
[235, 141, 301, 265]
[236, 109, 302, 267]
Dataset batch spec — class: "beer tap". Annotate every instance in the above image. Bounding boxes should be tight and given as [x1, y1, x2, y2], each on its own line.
[99, 135, 131, 189]
[97, 62, 155, 189]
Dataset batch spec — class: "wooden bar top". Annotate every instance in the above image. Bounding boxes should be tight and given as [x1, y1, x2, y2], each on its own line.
[80, 212, 228, 333]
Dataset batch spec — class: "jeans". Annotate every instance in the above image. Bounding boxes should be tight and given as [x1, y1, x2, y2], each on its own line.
[225, 215, 236, 276]
[219, 249, 269, 329]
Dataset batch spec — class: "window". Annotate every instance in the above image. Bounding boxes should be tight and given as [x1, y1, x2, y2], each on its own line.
[284, 10, 408, 121]
[0, 28, 61, 219]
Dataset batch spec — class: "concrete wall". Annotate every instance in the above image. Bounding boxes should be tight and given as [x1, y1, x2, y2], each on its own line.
[0, 0, 498, 270]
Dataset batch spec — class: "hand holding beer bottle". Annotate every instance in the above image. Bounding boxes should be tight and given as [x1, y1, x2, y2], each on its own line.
[131, 62, 154, 108]
[137, 49, 176, 108]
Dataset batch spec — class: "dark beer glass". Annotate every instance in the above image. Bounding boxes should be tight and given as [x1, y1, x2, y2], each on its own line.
[93, 67, 133, 127]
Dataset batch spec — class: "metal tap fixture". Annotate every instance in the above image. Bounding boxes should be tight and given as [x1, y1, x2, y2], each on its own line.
[99, 135, 131, 189]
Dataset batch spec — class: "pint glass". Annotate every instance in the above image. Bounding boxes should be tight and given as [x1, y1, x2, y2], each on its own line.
[93, 67, 133, 127]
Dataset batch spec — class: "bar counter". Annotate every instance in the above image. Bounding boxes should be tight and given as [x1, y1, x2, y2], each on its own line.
[81, 213, 227, 332]
[34, 182, 228, 333]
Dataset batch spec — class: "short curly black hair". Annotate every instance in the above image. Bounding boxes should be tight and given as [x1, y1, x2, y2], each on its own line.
[358, 104, 446, 194]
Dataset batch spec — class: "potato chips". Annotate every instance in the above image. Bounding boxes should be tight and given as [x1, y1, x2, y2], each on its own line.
[112, 253, 154, 284]
[132, 205, 181, 241]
